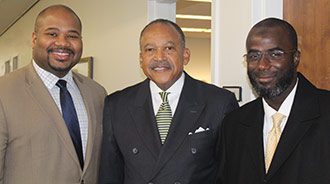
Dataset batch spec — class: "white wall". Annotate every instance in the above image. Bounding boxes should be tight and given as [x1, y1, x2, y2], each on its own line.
[184, 37, 211, 83]
[0, 5, 35, 75]
[0, 0, 148, 94]
[212, 0, 252, 105]
[0, 0, 282, 104]
[213, 0, 282, 105]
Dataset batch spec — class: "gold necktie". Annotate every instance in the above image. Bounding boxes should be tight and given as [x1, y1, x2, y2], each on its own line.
[155, 92, 172, 144]
[265, 113, 285, 173]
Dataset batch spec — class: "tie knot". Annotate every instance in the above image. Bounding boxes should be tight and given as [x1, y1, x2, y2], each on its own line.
[159, 92, 170, 103]
[272, 113, 285, 128]
[56, 80, 67, 89]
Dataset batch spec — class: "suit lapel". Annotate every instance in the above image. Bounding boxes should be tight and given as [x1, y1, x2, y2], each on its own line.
[266, 74, 320, 179]
[151, 74, 205, 177]
[242, 99, 267, 182]
[73, 73, 95, 172]
[129, 79, 162, 159]
[24, 64, 81, 169]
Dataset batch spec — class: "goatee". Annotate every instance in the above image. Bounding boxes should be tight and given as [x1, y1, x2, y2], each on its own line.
[248, 62, 295, 99]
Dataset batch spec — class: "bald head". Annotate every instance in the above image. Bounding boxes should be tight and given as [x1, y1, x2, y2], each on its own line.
[34, 5, 82, 33]
[32, 4, 83, 78]
[246, 18, 298, 49]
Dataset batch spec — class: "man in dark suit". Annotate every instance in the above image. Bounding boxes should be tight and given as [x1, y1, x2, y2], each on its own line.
[0, 5, 107, 183]
[220, 18, 330, 184]
[99, 19, 238, 184]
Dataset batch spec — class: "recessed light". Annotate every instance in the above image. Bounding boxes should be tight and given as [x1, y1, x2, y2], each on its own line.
[181, 28, 211, 33]
[185, 0, 212, 2]
[176, 14, 211, 20]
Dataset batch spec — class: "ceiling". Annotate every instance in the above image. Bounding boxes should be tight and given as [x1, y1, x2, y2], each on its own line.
[0, 0, 39, 37]
[176, 0, 211, 38]
[0, 0, 210, 38]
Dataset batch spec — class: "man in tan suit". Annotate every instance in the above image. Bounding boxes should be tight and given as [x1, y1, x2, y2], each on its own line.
[0, 5, 106, 183]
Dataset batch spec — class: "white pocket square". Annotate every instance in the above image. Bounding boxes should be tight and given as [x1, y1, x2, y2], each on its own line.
[188, 126, 210, 135]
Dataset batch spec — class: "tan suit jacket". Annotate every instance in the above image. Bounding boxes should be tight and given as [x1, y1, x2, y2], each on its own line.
[0, 63, 107, 184]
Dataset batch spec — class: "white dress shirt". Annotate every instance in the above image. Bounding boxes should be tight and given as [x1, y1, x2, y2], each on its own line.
[32, 60, 88, 159]
[150, 72, 185, 116]
[262, 78, 299, 155]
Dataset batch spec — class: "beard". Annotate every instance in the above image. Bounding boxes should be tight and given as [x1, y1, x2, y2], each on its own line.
[46, 48, 77, 73]
[47, 55, 75, 73]
[248, 62, 295, 99]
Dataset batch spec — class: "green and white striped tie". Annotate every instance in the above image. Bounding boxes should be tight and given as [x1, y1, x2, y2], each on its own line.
[156, 92, 172, 144]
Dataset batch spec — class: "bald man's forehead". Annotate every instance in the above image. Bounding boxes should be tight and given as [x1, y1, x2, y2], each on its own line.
[247, 26, 283, 43]
[34, 6, 81, 33]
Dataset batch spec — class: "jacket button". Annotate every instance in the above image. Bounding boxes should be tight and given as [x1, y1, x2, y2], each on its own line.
[191, 148, 197, 154]
[132, 148, 139, 154]
[81, 180, 85, 184]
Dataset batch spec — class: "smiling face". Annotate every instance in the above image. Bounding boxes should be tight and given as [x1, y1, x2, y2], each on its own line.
[139, 23, 190, 91]
[247, 26, 300, 100]
[32, 6, 82, 78]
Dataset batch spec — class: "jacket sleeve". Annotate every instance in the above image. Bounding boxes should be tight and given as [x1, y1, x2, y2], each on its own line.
[216, 92, 238, 184]
[98, 96, 124, 184]
[0, 99, 7, 184]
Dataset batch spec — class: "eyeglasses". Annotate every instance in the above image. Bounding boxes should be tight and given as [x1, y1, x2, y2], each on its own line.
[243, 49, 297, 63]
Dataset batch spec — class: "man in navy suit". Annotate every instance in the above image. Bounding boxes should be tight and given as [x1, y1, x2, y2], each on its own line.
[220, 18, 330, 184]
[98, 19, 238, 184]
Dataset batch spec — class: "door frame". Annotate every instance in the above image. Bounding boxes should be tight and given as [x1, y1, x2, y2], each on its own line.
[211, 0, 283, 101]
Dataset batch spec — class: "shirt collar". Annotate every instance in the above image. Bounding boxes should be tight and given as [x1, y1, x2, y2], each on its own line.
[150, 72, 185, 96]
[32, 59, 74, 89]
[263, 78, 299, 118]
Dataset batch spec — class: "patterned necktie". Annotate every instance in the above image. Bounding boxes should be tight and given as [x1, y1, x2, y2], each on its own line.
[156, 92, 172, 144]
[265, 112, 285, 173]
[56, 80, 84, 169]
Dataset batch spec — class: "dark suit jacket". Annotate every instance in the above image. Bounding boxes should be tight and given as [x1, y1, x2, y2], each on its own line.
[220, 73, 330, 184]
[0, 63, 107, 184]
[99, 73, 238, 184]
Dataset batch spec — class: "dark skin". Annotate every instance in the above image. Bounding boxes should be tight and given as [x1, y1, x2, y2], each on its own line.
[32, 5, 83, 78]
[247, 26, 300, 110]
[139, 23, 190, 91]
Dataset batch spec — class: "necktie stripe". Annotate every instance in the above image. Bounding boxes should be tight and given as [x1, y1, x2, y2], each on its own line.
[156, 92, 172, 144]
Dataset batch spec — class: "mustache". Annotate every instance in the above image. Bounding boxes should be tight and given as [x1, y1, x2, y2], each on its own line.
[250, 71, 274, 77]
[149, 61, 172, 69]
[47, 47, 75, 55]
